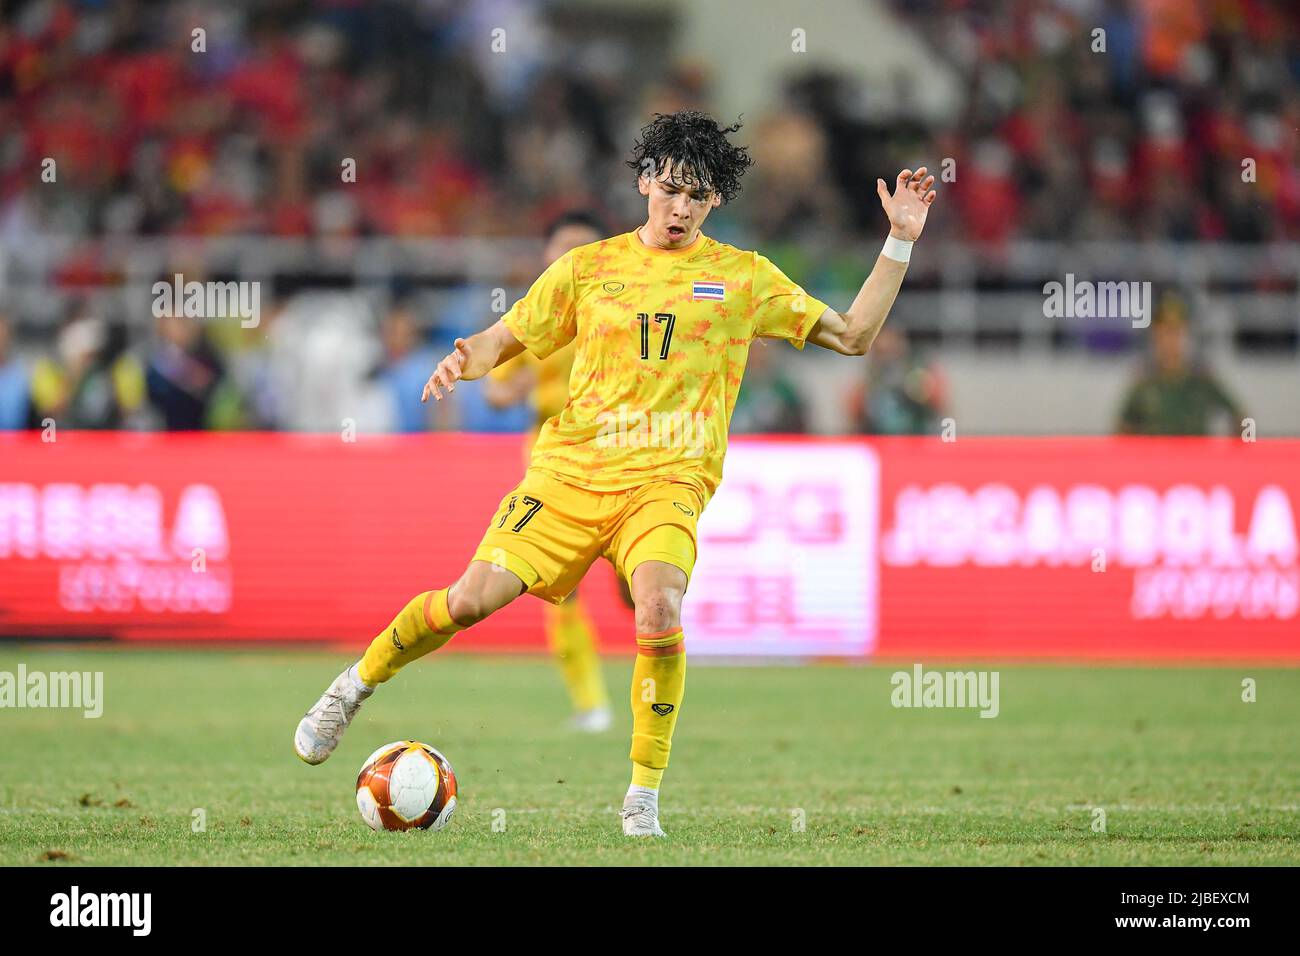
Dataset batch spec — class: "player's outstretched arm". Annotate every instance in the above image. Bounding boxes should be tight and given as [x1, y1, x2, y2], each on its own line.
[421, 319, 526, 403]
[806, 167, 937, 356]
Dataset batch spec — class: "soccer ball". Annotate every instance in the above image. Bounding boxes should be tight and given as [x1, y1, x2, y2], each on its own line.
[355, 740, 458, 832]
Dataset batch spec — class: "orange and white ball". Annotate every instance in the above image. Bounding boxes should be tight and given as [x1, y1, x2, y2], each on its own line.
[356, 741, 458, 832]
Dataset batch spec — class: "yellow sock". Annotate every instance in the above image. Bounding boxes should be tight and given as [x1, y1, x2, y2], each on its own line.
[357, 589, 464, 685]
[545, 596, 609, 713]
[629, 627, 685, 790]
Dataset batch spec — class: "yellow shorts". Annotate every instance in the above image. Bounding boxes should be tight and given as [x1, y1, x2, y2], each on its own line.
[473, 469, 703, 604]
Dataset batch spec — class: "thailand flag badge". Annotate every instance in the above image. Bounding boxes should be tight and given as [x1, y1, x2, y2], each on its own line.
[692, 280, 725, 301]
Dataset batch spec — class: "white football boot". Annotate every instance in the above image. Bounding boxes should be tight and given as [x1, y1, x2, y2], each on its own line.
[621, 792, 667, 837]
[294, 665, 373, 765]
[569, 706, 613, 733]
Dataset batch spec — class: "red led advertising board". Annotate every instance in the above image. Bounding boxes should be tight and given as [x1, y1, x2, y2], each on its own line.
[1, 433, 1295, 660]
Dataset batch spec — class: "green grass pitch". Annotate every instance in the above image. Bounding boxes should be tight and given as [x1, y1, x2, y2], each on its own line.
[1, 648, 1296, 866]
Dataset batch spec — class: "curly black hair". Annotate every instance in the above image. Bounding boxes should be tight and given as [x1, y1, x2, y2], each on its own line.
[626, 111, 754, 204]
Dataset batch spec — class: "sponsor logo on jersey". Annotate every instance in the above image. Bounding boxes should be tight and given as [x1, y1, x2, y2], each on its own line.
[603, 281, 625, 295]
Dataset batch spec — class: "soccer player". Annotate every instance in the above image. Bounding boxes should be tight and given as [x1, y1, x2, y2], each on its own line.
[485, 210, 615, 733]
[295, 111, 937, 837]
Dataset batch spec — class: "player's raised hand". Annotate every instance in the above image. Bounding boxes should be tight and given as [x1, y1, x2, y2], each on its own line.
[877, 167, 937, 242]
[422, 338, 472, 403]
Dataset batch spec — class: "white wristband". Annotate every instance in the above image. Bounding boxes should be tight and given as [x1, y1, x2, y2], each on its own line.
[881, 235, 914, 263]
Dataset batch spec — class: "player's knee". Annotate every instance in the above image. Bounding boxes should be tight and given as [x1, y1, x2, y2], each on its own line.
[632, 587, 683, 634]
[447, 566, 519, 626]
[629, 560, 687, 634]
[446, 587, 489, 626]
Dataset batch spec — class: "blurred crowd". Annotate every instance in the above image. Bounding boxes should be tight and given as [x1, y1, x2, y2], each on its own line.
[0, 291, 947, 434]
[881, 0, 1300, 245]
[0, 0, 1278, 436]
[5, 0, 1296, 245]
[1, 292, 1246, 436]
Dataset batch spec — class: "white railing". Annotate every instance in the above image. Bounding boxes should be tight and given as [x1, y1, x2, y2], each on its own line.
[2, 237, 1298, 356]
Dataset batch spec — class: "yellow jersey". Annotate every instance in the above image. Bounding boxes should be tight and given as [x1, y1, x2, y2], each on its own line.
[502, 229, 829, 502]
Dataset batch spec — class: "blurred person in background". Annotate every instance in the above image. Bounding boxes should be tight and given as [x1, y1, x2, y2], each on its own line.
[847, 325, 946, 434]
[0, 313, 31, 430]
[30, 304, 145, 430]
[730, 340, 808, 434]
[485, 209, 615, 733]
[265, 291, 389, 433]
[747, 98, 845, 246]
[205, 297, 288, 431]
[1116, 294, 1246, 436]
[145, 311, 226, 431]
[376, 298, 439, 434]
